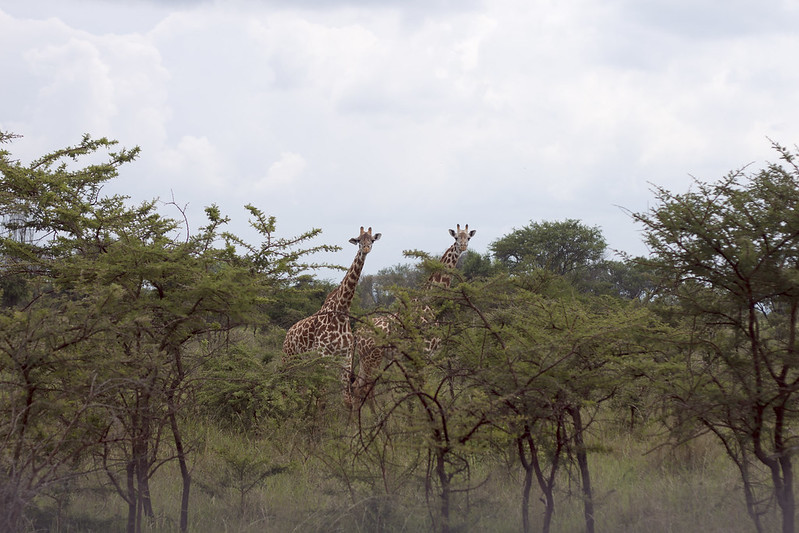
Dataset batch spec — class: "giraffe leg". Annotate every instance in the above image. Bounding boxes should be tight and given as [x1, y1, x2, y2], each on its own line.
[352, 334, 376, 404]
[352, 315, 396, 406]
[339, 340, 356, 409]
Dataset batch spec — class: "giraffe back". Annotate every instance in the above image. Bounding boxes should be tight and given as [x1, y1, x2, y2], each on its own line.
[282, 309, 354, 358]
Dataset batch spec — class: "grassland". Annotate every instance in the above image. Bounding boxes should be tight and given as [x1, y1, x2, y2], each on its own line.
[24, 411, 782, 533]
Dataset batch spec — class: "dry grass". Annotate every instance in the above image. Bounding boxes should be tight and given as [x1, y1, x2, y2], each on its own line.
[29, 418, 783, 532]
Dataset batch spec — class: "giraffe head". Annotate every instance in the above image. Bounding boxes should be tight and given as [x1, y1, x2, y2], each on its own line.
[349, 226, 382, 254]
[449, 224, 476, 255]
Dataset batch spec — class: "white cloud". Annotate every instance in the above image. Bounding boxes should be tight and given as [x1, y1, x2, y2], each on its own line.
[2, 0, 799, 272]
[255, 152, 307, 191]
[0, 10, 170, 160]
[157, 135, 226, 190]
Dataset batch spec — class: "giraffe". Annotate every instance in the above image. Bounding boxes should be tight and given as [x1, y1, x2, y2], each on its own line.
[283, 226, 382, 407]
[352, 224, 476, 403]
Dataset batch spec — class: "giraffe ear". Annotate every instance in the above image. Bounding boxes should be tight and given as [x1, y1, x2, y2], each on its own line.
[469, 230, 476, 237]
[349, 237, 359, 245]
[373, 233, 382, 241]
[449, 229, 456, 237]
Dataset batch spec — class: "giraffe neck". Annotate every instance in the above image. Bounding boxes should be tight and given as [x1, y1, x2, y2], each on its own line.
[322, 249, 367, 312]
[439, 243, 461, 269]
[426, 243, 460, 289]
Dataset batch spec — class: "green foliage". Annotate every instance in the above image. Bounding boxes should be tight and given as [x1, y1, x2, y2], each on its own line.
[0, 133, 146, 531]
[459, 250, 498, 280]
[6, 128, 799, 533]
[0, 131, 335, 532]
[0, 273, 28, 307]
[577, 258, 654, 300]
[487, 219, 650, 299]
[195, 328, 335, 433]
[202, 439, 288, 518]
[489, 219, 607, 276]
[267, 275, 336, 329]
[357, 263, 424, 310]
[634, 140, 799, 533]
[222, 203, 341, 281]
[347, 267, 661, 532]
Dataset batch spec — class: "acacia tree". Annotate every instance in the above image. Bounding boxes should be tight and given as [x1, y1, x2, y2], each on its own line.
[0, 132, 328, 532]
[633, 141, 799, 533]
[0, 297, 114, 532]
[350, 264, 654, 533]
[456, 271, 654, 533]
[80, 204, 264, 533]
[0, 132, 141, 531]
[357, 263, 424, 310]
[348, 275, 497, 533]
[489, 219, 607, 278]
[488, 219, 648, 298]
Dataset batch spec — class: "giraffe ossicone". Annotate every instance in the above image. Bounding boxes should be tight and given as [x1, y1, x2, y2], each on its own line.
[283, 226, 381, 408]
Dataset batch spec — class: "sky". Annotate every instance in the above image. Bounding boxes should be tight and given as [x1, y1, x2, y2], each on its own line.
[2, 0, 799, 279]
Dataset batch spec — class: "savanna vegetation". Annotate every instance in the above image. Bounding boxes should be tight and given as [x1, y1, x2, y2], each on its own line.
[2, 130, 799, 533]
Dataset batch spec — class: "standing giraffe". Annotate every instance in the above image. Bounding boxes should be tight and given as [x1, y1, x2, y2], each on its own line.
[283, 226, 382, 407]
[353, 224, 476, 403]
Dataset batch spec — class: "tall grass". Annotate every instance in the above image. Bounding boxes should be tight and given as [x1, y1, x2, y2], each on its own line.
[28, 415, 782, 532]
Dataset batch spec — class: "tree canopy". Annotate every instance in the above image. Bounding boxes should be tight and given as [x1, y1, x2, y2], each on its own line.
[633, 141, 799, 533]
[0, 131, 332, 533]
[489, 219, 607, 276]
[3, 130, 799, 533]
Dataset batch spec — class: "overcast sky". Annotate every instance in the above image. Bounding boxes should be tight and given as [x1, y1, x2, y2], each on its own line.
[2, 0, 799, 278]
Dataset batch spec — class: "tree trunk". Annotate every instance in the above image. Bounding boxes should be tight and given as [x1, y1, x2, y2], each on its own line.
[516, 435, 534, 533]
[168, 349, 191, 533]
[0, 481, 23, 533]
[774, 403, 795, 533]
[170, 410, 191, 533]
[436, 448, 451, 533]
[126, 460, 136, 533]
[518, 421, 564, 533]
[132, 434, 154, 522]
[569, 406, 595, 533]
[535, 422, 563, 533]
[136, 450, 154, 520]
[777, 452, 795, 533]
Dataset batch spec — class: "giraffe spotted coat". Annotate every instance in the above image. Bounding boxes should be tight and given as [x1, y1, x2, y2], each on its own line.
[283, 226, 381, 407]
